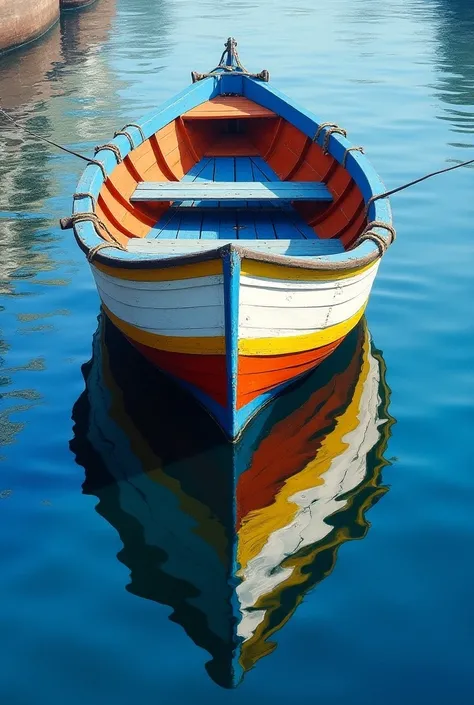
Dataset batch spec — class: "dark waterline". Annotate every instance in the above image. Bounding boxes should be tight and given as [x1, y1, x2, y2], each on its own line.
[1, 0, 473, 703]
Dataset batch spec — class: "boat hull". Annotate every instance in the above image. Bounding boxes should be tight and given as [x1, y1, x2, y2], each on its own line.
[66, 41, 394, 438]
[92, 250, 379, 439]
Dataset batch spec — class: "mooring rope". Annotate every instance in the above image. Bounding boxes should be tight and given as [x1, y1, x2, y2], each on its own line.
[314, 122, 340, 142]
[86, 241, 123, 262]
[121, 122, 145, 142]
[322, 126, 347, 155]
[59, 212, 126, 259]
[366, 156, 474, 212]
[0, 107, 108, 180]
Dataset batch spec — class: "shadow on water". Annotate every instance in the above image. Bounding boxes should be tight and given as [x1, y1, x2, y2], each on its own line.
[70, 314, 395, 689]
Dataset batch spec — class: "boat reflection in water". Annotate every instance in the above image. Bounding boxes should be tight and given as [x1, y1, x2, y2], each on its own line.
[70, 313, 393, 688]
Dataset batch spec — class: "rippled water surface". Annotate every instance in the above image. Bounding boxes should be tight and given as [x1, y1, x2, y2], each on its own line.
[1, 0, 473, 702]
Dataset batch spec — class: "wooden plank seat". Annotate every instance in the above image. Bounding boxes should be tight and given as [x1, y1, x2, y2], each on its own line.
[131, 181, 333, 203]
[147, 157, 331, 240]
[182, 97, 276, 119]
[127, 238, 344, 256]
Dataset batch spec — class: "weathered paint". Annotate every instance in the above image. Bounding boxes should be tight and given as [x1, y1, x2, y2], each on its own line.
[241, 258, 378, 282]
[127, 238, 344, 256]
[238, 304, 366, 356]
[223, 249, 241, 439]
[92, 259, 222, 282]
[102, 305, 226, 355]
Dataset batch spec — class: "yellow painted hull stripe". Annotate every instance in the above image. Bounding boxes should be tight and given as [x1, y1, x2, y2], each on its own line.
[241, 258, 376, 282]
[103, 305, 226, 354]
[102, 302, 365, 357]
[238, 304, 366, 355]
[93, 256, 375, 283]
[93, 258, 222, 282]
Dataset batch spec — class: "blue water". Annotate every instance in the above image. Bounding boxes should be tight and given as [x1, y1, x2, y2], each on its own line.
[1, 0, 474, 702]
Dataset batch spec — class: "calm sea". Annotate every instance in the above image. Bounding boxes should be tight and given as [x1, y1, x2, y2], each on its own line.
[1, 0, 473, 703]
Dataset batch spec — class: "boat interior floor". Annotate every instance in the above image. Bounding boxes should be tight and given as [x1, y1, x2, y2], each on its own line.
[141, 156, 345, 253]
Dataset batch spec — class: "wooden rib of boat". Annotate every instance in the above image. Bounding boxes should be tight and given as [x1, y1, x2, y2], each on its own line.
[71, 314, 394, 688]
[64, 37, 395, 439]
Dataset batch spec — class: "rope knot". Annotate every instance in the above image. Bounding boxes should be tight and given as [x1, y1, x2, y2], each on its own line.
[114, 130, 135, 150]
[342, 146, 365, 167]
[121, 123, 146, 143]
[58, 212, 126, 257]
[349, 221, 396, 256]
[314, 123, 348, 155]
[94, 143, 123, 164]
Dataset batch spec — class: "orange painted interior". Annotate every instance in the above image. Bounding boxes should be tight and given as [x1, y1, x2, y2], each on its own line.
[95, 96, 367, 247]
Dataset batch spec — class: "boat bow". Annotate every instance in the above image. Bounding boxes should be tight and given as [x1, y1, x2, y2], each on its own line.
[65, 39, 395, 438]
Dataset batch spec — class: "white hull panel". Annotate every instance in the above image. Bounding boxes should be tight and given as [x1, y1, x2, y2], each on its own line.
[92, 266, 225, 338]
[239, 264, 379, 337]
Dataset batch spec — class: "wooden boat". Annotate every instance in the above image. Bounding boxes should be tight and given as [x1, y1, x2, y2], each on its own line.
[64, 38, 395, 439]
[71, 314, 394, 688]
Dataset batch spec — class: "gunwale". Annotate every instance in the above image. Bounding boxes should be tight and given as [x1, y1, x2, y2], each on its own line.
[71, 75, 393, 274]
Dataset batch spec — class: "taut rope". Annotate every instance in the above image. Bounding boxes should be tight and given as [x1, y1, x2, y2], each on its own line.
[0, 107, 108, 180]
[366, 156, 474, 213]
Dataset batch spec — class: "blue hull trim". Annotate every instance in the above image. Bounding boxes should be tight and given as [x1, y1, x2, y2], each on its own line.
[223, 249, 241, 439]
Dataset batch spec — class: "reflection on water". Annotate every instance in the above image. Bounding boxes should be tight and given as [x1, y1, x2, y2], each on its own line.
[71, 315, 394, 688]
[433, 0, 474, 139]
[0, 0, 118, 290]
[1, 0, 474, 700]
[0, 0, 119, 452]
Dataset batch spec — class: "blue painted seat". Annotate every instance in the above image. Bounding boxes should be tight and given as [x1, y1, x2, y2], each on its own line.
[127, 238, 345, 255]
[147, 157, 333, 241]
[131, 182, 332, 202]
